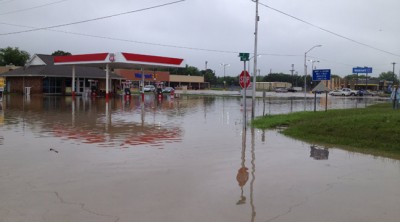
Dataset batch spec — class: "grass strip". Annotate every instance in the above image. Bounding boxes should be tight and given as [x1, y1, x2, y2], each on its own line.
[252, 103, 400, 159]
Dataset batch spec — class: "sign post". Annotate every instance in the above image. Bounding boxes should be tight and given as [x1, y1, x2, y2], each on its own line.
[312, 69, 331, 112]
[239, 53, 250, 129]
[352, 67, 373, 92]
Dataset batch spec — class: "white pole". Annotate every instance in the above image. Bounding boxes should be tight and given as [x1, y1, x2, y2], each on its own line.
[303, 45, 322, 110]
[106, 63, 109, 101]
[72, 65, 76, 96]
[252, 0, 259, 120]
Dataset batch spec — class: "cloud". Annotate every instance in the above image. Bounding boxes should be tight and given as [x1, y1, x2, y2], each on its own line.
[0, 0, 399, 77]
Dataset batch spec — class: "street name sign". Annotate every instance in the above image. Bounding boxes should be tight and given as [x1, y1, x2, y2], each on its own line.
[312, 69, 331, 81]
[239, 53, 250, 61]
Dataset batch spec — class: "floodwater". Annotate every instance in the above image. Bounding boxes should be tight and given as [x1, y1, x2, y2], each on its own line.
[0, 93, 399, 222]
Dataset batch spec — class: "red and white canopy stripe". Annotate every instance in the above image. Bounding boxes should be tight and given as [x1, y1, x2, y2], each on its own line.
[54, 52, 184, 68]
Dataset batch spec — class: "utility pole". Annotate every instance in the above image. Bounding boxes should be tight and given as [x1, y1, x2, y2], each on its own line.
[392, 62, 396, 83]
[392, 62, 397, 109]
[251, 0, 259, 120]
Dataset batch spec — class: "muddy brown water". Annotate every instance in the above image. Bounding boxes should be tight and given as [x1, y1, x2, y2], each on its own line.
[0, 94, 399, 222]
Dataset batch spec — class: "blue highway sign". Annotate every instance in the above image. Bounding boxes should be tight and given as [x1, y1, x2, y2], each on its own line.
[312, 69, 331, 81]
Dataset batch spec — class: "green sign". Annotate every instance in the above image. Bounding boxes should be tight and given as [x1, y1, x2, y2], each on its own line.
[239, 53, 250, 61]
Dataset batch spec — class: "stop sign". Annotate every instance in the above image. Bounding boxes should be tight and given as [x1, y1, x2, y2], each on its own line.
[239, 71, 250, 88]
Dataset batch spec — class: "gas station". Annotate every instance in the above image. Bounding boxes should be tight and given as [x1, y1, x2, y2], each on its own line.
[54, 52, 184, 101]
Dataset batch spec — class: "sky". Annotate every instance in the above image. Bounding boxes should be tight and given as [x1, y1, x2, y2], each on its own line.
[1, 0, 400, 78]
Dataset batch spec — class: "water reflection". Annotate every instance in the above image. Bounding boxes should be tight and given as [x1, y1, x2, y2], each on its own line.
[2, 95, 194, 148]
[236, 124, 257, 221]
[310, 145, 330, 160]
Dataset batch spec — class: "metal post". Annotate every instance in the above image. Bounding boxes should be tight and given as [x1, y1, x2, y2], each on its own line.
[105, 63, 109, 101]
[141, 67, 145, 102]
[72, 65, 76, 98]
[221, 63, 229, 90]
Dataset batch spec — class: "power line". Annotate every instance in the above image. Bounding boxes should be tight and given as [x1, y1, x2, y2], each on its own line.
[0, 0, 186, 36]
[0, 0, 17, 5]
[0, 22, 302, 57]
[0, 0, 69, 16]
[256, 0, 400, 57]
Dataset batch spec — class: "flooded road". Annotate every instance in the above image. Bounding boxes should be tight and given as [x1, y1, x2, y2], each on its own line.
[0, 94, 399, 222]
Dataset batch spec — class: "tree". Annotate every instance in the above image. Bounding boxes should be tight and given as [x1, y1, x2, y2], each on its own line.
[202, 69, 217, 85]
[379, 71, 398, 82]
[0, 47, 30, 66]
[51, 50, 72, 56]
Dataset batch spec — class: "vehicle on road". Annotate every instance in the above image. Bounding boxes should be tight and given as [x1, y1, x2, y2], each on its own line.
[358, 90, 377, 96]
[162, 87, 174, 93]
[275, 87, 288, 93]
[342, 88, 358, 96]
[287, 87, 302, 92]
[143, 85, 156, 92]
[329, 90, 351, 96]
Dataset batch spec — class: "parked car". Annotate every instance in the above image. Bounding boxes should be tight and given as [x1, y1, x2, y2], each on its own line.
[162, 87, 174, 93]
[358, 89, 377, 96]
[143, 85, 156, 92]
[329, 90, 351, 96]
[275, 87, 288, 93]
[341, 88, 358, 96]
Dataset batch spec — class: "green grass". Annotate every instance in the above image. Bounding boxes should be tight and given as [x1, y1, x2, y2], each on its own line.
[252, 103, 400, 159]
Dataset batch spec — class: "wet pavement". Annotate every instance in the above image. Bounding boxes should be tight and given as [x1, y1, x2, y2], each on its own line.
[0, 93, 399, 222]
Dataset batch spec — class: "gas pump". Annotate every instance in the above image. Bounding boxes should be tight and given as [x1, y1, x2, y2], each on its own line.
[122, 80, 132, 101]
[88, 80, 99, 97]
[156, 82, 163, 101]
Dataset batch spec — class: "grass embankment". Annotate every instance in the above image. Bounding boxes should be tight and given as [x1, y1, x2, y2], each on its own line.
[252, 103, 400, 159]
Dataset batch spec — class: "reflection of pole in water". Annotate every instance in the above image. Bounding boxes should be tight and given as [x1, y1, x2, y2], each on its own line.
[105, 101, 110, 131]
[237, 127, 248, 205]
[262, 90, 266, 116]
[250, 127, 256, 222]
[261, 129, 266, 142]
[72, 99, 75, 127]
[290, 97, 293, 113]
[141, 99, 145, 127]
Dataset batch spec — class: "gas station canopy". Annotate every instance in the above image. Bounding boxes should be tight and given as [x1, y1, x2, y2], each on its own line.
[53, 52, 184, 69]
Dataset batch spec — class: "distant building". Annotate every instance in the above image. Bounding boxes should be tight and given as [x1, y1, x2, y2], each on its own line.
[255, 82, 291, 91]
[115, 69, 208, 90]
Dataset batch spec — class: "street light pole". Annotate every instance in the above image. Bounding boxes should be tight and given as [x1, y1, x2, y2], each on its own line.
[304, 45, 322, 109]
[220, 63, 230, 90]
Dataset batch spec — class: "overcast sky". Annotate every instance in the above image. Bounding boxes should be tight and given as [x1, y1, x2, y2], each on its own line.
[1, 0, 399, 78]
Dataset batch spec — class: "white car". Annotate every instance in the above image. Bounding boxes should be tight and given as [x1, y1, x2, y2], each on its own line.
[329, 90, 350, 96]
[143, 85, 155, 92]
[341, 88, 358, 96]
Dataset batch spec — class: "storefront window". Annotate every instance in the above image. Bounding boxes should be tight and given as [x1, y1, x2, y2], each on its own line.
[43, 77, 63, 94]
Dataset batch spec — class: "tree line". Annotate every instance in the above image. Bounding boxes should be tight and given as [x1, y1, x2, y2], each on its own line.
[1, 46, 398, 87]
